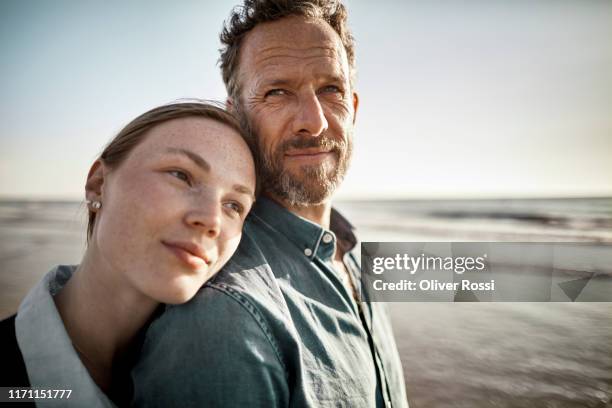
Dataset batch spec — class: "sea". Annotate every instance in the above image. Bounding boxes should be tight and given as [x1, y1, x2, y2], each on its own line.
[1, 198, 611, 407]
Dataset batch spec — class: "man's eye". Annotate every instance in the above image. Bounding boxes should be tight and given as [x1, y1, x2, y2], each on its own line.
[223, 201, 244, 216]
[265, 89, 288, 97]
[320, 85, 342, 94]
[168, 170, 192, 186]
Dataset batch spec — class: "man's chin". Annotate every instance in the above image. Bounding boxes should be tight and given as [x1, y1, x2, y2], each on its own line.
[287, 158, 339, 175]
[262, 154, 349, 206]
[274, 174, 338, 207]
[283, 151, 337, 168]
[283, 157, 337, 174]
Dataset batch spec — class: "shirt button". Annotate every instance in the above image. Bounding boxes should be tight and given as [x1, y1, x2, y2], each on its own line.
[304, 248, 313, 256]
[322, 233, 333, 244]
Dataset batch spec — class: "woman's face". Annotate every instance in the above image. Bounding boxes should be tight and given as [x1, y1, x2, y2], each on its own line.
[90, 117, 256, 304]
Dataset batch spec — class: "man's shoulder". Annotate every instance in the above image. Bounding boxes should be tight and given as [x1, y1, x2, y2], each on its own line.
[155, 216, 292, 339]
[205, 214, 285, 305]
[133, 265, 292, 406]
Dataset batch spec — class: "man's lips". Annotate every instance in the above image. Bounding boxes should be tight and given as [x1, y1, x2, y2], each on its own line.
[284, 148, 333, 158]
[285, 147, 331, 157]
[162, 241, 211, 269]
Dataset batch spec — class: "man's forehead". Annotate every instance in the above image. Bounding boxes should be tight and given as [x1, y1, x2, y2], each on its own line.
[241, 16, 346, 64]
[253, 46, 344, 71]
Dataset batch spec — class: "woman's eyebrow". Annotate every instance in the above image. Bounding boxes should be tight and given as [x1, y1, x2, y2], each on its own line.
[233, 184, 255, 201]
[164, 147, 254, 199]
[164, 147, 210, 172]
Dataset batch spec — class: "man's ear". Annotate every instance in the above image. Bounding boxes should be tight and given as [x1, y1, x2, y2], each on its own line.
[85, 160, 106, 203]
[226, 97, 235, 114]
[352, 91, 359, 125]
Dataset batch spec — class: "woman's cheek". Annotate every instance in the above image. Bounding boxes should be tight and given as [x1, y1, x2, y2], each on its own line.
[218, 231, 242, 264]
[131, 175, 180, 213]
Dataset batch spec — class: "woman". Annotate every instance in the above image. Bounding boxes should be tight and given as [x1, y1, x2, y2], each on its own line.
[0, 101, 257, 406]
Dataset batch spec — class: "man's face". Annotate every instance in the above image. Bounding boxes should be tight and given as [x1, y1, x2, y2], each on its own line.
[235, 15, 358, 206]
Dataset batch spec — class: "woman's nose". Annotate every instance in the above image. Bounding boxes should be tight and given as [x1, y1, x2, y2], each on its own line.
[184, 202, 222, 239]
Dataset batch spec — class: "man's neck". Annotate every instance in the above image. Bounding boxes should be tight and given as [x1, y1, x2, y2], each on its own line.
[265, 193, 333, 229]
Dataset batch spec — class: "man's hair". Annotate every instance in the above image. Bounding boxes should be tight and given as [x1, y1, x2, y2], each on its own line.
[219, 0, 356, 101]
[87, 101, 259, 240]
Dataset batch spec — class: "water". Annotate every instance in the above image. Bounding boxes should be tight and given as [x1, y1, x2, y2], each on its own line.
[1, 198, 611, 407]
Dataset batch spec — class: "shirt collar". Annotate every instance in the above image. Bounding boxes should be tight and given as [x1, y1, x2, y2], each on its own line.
[15, 265, 116, 407]
[249, 196, 358, 261]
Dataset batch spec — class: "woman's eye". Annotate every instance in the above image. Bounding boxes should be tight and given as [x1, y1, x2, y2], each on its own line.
[223, 201, 244, 216]
[168, 170, 191, 186]
[265, 89, 288, 97]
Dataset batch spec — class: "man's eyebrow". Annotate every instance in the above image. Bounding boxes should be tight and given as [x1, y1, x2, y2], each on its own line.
[262, 78, 293, 88]
[164, 148, 210, 172]
[263, 74, 346, 89]
[318, 73, 346, 84]
[233, 184, 255, 201]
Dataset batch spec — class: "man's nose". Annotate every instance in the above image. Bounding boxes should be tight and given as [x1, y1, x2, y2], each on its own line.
[184, 199, 221, 239]
[292, 92, 328, 137]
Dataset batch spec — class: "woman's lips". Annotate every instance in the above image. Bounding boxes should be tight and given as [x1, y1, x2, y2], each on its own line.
[162, 241, 211, 270]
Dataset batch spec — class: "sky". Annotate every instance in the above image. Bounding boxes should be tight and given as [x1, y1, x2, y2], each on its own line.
[1, 0, 611, 200]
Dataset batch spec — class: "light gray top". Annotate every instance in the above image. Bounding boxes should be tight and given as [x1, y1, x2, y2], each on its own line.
[15, 265, 116, 408]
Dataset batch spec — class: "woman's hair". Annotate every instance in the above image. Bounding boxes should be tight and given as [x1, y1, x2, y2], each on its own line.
[87, 100, 258, 240]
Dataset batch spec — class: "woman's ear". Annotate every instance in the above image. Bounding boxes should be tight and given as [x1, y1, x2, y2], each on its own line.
[85, 160, 105, 203]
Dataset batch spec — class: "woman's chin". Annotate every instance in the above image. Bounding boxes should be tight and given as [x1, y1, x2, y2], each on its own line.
[140, 266, 221, 305]
[156, 288, 200, 305]
[146, 279, 204, 305]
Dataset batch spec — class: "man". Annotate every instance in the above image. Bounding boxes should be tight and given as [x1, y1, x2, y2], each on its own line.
[132, 1, 408, 407]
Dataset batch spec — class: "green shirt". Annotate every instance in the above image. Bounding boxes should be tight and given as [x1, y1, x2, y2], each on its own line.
[132, 197, 408, 407]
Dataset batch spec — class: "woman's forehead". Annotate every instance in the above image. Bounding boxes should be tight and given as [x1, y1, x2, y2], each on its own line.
[135, 117, 243, 154]
[128, 117, 255, 186]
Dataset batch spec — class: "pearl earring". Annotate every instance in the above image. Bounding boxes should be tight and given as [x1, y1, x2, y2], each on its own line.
[86, 200, 102, 210]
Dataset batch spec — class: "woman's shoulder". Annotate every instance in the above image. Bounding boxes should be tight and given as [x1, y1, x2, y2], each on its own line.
[0, 314, 31, 387]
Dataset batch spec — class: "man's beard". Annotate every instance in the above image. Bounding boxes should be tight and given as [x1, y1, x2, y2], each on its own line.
[261, 132, 353, 207]
[235, 106, 353, 207]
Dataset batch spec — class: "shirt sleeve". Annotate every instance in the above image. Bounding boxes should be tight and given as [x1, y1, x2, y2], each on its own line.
[131, 286, 289, 408]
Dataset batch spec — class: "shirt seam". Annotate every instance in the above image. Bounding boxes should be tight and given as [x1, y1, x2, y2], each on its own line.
[206, 282, 289, 378]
